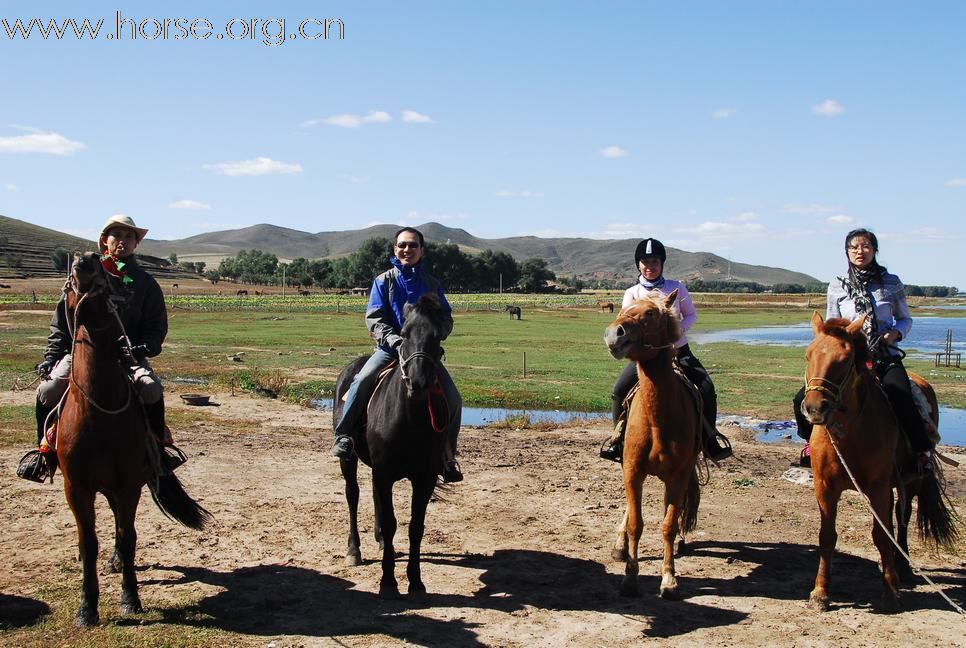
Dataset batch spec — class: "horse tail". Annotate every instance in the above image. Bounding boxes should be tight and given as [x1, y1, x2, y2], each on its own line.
[148, 474, 214, 531]
[680, 466, 701, 535]
[915, 467, 959, 548]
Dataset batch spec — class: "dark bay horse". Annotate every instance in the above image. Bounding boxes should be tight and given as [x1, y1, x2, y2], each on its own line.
[504, 304, 522, 320]
[57, 252, 212, 627]
[603, 291, 702, 599]
[801, 312, 957, 609]
[334, 293, 452, 598]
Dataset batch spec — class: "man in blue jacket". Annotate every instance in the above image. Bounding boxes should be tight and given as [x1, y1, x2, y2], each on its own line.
[331, 227, 463, 482]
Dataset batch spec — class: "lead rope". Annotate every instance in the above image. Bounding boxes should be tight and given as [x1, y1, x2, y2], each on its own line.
[823, 425, 965, 615]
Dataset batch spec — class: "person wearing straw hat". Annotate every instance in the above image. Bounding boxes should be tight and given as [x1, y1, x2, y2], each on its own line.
[19, 214, 185, 482]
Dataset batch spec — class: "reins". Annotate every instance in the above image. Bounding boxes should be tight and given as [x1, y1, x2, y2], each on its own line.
[66, 275, 135, 416]
[804, 357, 856, 411]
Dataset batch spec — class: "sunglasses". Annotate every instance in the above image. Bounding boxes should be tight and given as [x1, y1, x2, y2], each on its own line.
[395, 241, 420, 249]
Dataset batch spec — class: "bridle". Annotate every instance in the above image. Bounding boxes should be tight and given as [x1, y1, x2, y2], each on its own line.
[399, 350, 439, 382]
[803, 341, 858, 412]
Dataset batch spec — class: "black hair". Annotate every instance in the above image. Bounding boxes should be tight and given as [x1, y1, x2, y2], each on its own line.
[844, 228, 887, 278]
[394, 227, 425, 249]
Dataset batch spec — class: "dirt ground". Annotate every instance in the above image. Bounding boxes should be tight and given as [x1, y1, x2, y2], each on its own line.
[1, 389, 965, 647]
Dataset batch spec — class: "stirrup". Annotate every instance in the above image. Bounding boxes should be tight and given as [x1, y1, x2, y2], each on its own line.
[17, 450, 53, 484]
[704, 431, 733, 462]
[599, 437, 623, 463]
[161, 445, 187, 473]
[443, 460, 463, 483]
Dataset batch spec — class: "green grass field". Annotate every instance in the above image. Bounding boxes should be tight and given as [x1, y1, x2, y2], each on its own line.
[2, 299, 964, 424]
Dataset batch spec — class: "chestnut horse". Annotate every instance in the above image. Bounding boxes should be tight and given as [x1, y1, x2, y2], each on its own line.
[57, 252, 212, 627]
[333, 294, 453, 598]
[801, 313, 957, 609]
[603, 291, 702, 599]
[596, 299, 615, 313]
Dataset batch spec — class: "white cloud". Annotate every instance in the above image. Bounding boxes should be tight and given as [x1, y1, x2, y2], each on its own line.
[403, 210, 467, 223]
[826, 214, 853, 225]
[203, 157, 303, 176]
[600, 145, 628, 158]
[340, 174, 369, 184]
[712, 108, 736, 119]
[734, 211, 758, 222]
[3, 183, 17, 191]
[319, 110, 392, 128]
[402, 110, 434, 124]
[0, 126, 84, 155]
[168, 199, 211, 210]
[812, 99, 845, 117]
[497, 190, 544, 198]
[946, 178, 966, 187]
[783, 203, 840, 214]
[672, 221, 766, 238]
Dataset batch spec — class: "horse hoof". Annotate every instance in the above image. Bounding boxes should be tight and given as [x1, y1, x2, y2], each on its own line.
[897, 563, 914, 584]
[611, 548, 628, 562]
[344, 552, 363, 567]
[120, 600, 143, 615]
[75, 608, 99, 628]
[619, 581, 640, 598]
[808, 592, 830, 612]
[408, 584, 428, 602]
[379, 584, 401, 599]
[659, 586, 681, 600]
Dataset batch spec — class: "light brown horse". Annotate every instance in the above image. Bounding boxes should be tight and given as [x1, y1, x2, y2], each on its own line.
[57, 252, 212, 627]
[604, 291, 702, 599]
[596, 299, 615, 313]
[801, 312, 957, 610]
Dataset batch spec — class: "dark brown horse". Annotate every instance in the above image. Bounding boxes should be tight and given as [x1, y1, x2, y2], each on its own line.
[504, 304, 522, 320]
[603, 291, 702, 599]
[57, 252, 212, 627]
[334, 294, 452, 598]
[596, 299, 615, 313]
[801, 312, 957, 609]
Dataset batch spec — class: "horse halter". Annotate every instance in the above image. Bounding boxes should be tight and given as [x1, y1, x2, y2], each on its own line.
[398, 350, 438, 382]
[804, 346, 857, 411]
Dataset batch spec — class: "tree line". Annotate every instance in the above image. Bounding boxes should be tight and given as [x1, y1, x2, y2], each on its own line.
[206, 238, 558, 293]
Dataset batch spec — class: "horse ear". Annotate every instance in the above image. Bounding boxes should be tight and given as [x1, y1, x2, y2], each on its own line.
[811, 311, 824, 335]
[664, 288, 679, 308]
[846, 314, 867, 336]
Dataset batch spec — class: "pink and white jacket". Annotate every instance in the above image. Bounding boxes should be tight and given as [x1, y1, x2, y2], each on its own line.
[621, 277, 697, 349]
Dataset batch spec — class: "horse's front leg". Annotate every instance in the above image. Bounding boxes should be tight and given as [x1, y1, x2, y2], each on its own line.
[407, 476, 436, 599]
[65, 483, 100, 627]
[372, 473, 399, 598]
[809, 479, 840, 611]
[612, 508, 629, 562]
[869, 481, 901, 605]
[658, 477, 686, 600]
[620, 471, 645, 597]
[114, 487, 143, 615]
[894, 480, 914, 583]
[340, 456, 363, 566]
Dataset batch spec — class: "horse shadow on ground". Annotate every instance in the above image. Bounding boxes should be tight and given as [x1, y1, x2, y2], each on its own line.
[0, 593, 51, 629]
[141, 540, 965, 643]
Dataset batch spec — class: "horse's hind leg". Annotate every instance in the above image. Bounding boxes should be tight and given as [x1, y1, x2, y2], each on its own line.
[612, 508, 629, 562]
[340, 457, 363, 566]
[870, 483, 901, 605]
[407, 477, 436, 598]
[65, 484, 100, 627]
[113, 487, 144, 615]
[372, 475, 399, 598]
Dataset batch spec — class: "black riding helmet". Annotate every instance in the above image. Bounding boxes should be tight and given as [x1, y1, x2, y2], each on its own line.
[634, 238, 667, 266]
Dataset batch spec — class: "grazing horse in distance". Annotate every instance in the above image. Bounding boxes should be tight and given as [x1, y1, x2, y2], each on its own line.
[333, 293, 455, 598]
[596, 299, 615, 313]
[56, 252, 212, 627]
[235, 289, 248, 296]
[504, 304, 522, 320]
[603, 292, 702, 599]
[801, 312, 957, 610]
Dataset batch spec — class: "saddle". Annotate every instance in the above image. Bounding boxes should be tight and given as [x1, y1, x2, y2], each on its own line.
[618, 362, 705, 449]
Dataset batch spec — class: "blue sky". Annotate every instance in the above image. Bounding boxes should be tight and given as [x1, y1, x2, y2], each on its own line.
[2, 1, 964, 288]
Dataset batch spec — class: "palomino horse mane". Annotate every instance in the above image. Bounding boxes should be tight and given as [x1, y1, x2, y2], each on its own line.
[815, 315, 872, 370]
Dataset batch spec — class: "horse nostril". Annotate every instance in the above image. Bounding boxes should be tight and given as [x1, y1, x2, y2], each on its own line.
[616, 325, 625, 337]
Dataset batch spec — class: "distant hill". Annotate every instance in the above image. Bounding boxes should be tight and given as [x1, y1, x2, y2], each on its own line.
[1, 215, 820, 285]
[0, 215, 189, 279]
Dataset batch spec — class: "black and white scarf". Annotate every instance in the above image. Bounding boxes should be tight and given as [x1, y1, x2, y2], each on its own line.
[839, 265, 880, 343]
[639, 275, 666, 291]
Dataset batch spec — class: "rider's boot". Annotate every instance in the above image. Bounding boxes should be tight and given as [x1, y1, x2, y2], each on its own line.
[145, 398, 186, 472]
[17, 398, 57, 482]
[703, 421, 733, 462]
[331, 434, 355, 459]
[600, 400, 626, 462]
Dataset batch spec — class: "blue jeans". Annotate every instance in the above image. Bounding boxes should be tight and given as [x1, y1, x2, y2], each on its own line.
[334, 349, 462, 456]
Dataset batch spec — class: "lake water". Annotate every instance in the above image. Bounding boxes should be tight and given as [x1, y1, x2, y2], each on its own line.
[690, 316, 966, 357]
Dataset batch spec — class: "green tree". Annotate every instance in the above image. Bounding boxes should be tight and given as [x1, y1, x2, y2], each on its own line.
[168, 253, 178, 266]
[51, 247, 71, 273]
[473, 250, 520, 292]
[204, 269, 221, 284]
[516, 257, 556, 292]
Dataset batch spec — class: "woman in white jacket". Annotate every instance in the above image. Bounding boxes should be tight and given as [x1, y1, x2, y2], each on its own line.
[600, 238, 732, 462]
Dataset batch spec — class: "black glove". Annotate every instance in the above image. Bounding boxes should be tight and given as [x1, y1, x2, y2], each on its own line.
[130, 344, 150, 362]
[35, 358, 56, 377]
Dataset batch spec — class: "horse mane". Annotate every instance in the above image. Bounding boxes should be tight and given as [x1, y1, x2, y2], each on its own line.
[402, 293, 445, 333]
[627, 294, 682, 345]
[820, 317, 871, 368]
